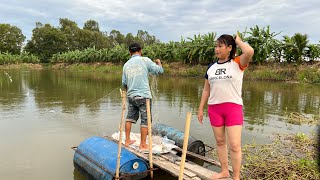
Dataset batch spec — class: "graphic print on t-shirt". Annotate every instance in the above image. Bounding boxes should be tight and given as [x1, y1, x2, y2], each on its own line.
[205, 57, 245, 105]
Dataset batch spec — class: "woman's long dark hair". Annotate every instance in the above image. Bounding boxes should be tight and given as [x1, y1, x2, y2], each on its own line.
[216, 34, 236, 59]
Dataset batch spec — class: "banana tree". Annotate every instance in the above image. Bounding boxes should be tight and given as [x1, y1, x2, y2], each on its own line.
[246, 25, 281, 64]
[305, 44, 320, 61]
[184, 32, 216, 65]
[283, 33, 309, 63]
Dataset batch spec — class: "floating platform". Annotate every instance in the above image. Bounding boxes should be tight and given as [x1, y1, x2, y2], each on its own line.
[153, 123, 206, 165]
[73, 136, 150, 180]
[105, 136, 232, 180]
[72, 123, 233, 180]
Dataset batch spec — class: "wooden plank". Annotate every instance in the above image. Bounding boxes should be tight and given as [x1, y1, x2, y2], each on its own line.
[125, 147, 224, 180]
[183, 162, 212, 180]
[115, 142, 191, 179]
[158, 155, 196, 177]
[122, 145, 203, 179]
[156, 155, 196, 180]
[161, 153, 232, 180]
[160, 152, 231, 180]
[180, 161, 232, 180]
[172, 147, 233, 172]
[104, 136, 227, 180]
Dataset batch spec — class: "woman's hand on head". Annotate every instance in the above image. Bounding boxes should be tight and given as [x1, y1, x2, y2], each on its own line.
[234, 33, 242, 44]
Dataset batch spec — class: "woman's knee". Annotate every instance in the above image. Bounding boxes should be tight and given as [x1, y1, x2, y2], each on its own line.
[229, 143, 241, 152]
[215, 138, 227, 146]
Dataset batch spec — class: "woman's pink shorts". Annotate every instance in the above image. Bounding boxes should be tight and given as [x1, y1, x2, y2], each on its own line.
[208, 102, 244, 127]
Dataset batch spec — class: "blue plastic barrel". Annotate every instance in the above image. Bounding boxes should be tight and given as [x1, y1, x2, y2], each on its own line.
[73, 136, 149, 180]
[153, 123, 205, 157]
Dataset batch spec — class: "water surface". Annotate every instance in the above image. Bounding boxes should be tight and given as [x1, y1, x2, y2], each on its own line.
[0, 69, 318, 179]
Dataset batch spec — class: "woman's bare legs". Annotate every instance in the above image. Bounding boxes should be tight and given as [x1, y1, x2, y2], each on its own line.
[226, 125, 242, 180]
[211, 126, 230, 179]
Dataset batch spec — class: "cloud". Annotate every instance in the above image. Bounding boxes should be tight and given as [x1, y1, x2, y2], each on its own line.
[0, 0, 319, 43]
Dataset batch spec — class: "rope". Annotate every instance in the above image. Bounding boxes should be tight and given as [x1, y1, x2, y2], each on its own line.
[150, 75, 160, 124]
[86, 86, 121, 107]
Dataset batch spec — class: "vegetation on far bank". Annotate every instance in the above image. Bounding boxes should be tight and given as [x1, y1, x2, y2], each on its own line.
[1, 18, 320, 65]
[1, 61, 320, 84]
[245, 62, 320, 83]
[1, 19, 320, 83]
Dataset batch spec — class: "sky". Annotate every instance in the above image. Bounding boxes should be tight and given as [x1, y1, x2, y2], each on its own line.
[1, 0, 319, 44]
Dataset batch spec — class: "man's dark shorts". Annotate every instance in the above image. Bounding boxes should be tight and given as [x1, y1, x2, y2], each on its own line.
[126, 96, 152, 127]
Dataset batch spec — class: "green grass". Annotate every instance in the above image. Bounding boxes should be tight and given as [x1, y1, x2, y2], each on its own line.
[241, 133, 319, 179]
[50, 63, 123, 74]
[297, 68, 320, 83]
[285, 112, 320, 125]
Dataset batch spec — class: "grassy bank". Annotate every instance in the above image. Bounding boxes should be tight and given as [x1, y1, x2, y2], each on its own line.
[207, 112, 319, 179]
[240, 111, 319, 179]
[1, 62, 320, 83]
[245, 62, 320, 83]
[209, 132, 319, 179]
[49, 62, 123, 73]
[241, 132, 319, 179]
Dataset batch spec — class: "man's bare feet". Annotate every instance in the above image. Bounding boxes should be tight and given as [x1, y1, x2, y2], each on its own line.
[125, 139, 136, 147]
[211, 171, 230, 180]
[138, 144, 149, 153]
[139, 144, 149, 151]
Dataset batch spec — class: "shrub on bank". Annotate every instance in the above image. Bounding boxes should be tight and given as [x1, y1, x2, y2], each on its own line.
[0, 52, 40, 64]
[1, 60, 319, 84]
[242, 133, 319, 179]
[297, 68, 320, 83]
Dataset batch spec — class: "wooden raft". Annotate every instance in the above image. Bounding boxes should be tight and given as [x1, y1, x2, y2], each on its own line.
[105, 136, 232, 180]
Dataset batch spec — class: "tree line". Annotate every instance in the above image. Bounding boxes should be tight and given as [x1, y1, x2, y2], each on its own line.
[0, 18, 319, 65]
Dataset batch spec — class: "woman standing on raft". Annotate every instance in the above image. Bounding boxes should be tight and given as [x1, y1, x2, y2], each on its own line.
[198, 33, 254, 180]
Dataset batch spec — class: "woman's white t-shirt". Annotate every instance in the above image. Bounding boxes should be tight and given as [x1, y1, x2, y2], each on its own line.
[205, 56, 247, 105]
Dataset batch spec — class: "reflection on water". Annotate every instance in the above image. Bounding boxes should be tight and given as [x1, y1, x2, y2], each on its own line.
[0, 69, 319, 179]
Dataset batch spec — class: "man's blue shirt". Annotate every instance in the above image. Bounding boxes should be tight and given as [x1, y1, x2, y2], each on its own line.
[122, 54, 164, 98]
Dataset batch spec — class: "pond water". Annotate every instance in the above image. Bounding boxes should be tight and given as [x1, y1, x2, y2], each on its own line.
[0, 69, 318, 179]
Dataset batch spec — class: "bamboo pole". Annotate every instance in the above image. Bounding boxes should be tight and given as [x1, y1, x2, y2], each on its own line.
[146, 99, 153, 179]
[115, 89, 126, 179]
[178, 112, 192, 180]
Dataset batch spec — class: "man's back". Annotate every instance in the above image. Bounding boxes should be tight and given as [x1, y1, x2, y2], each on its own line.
[122, 54, 163, 99]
